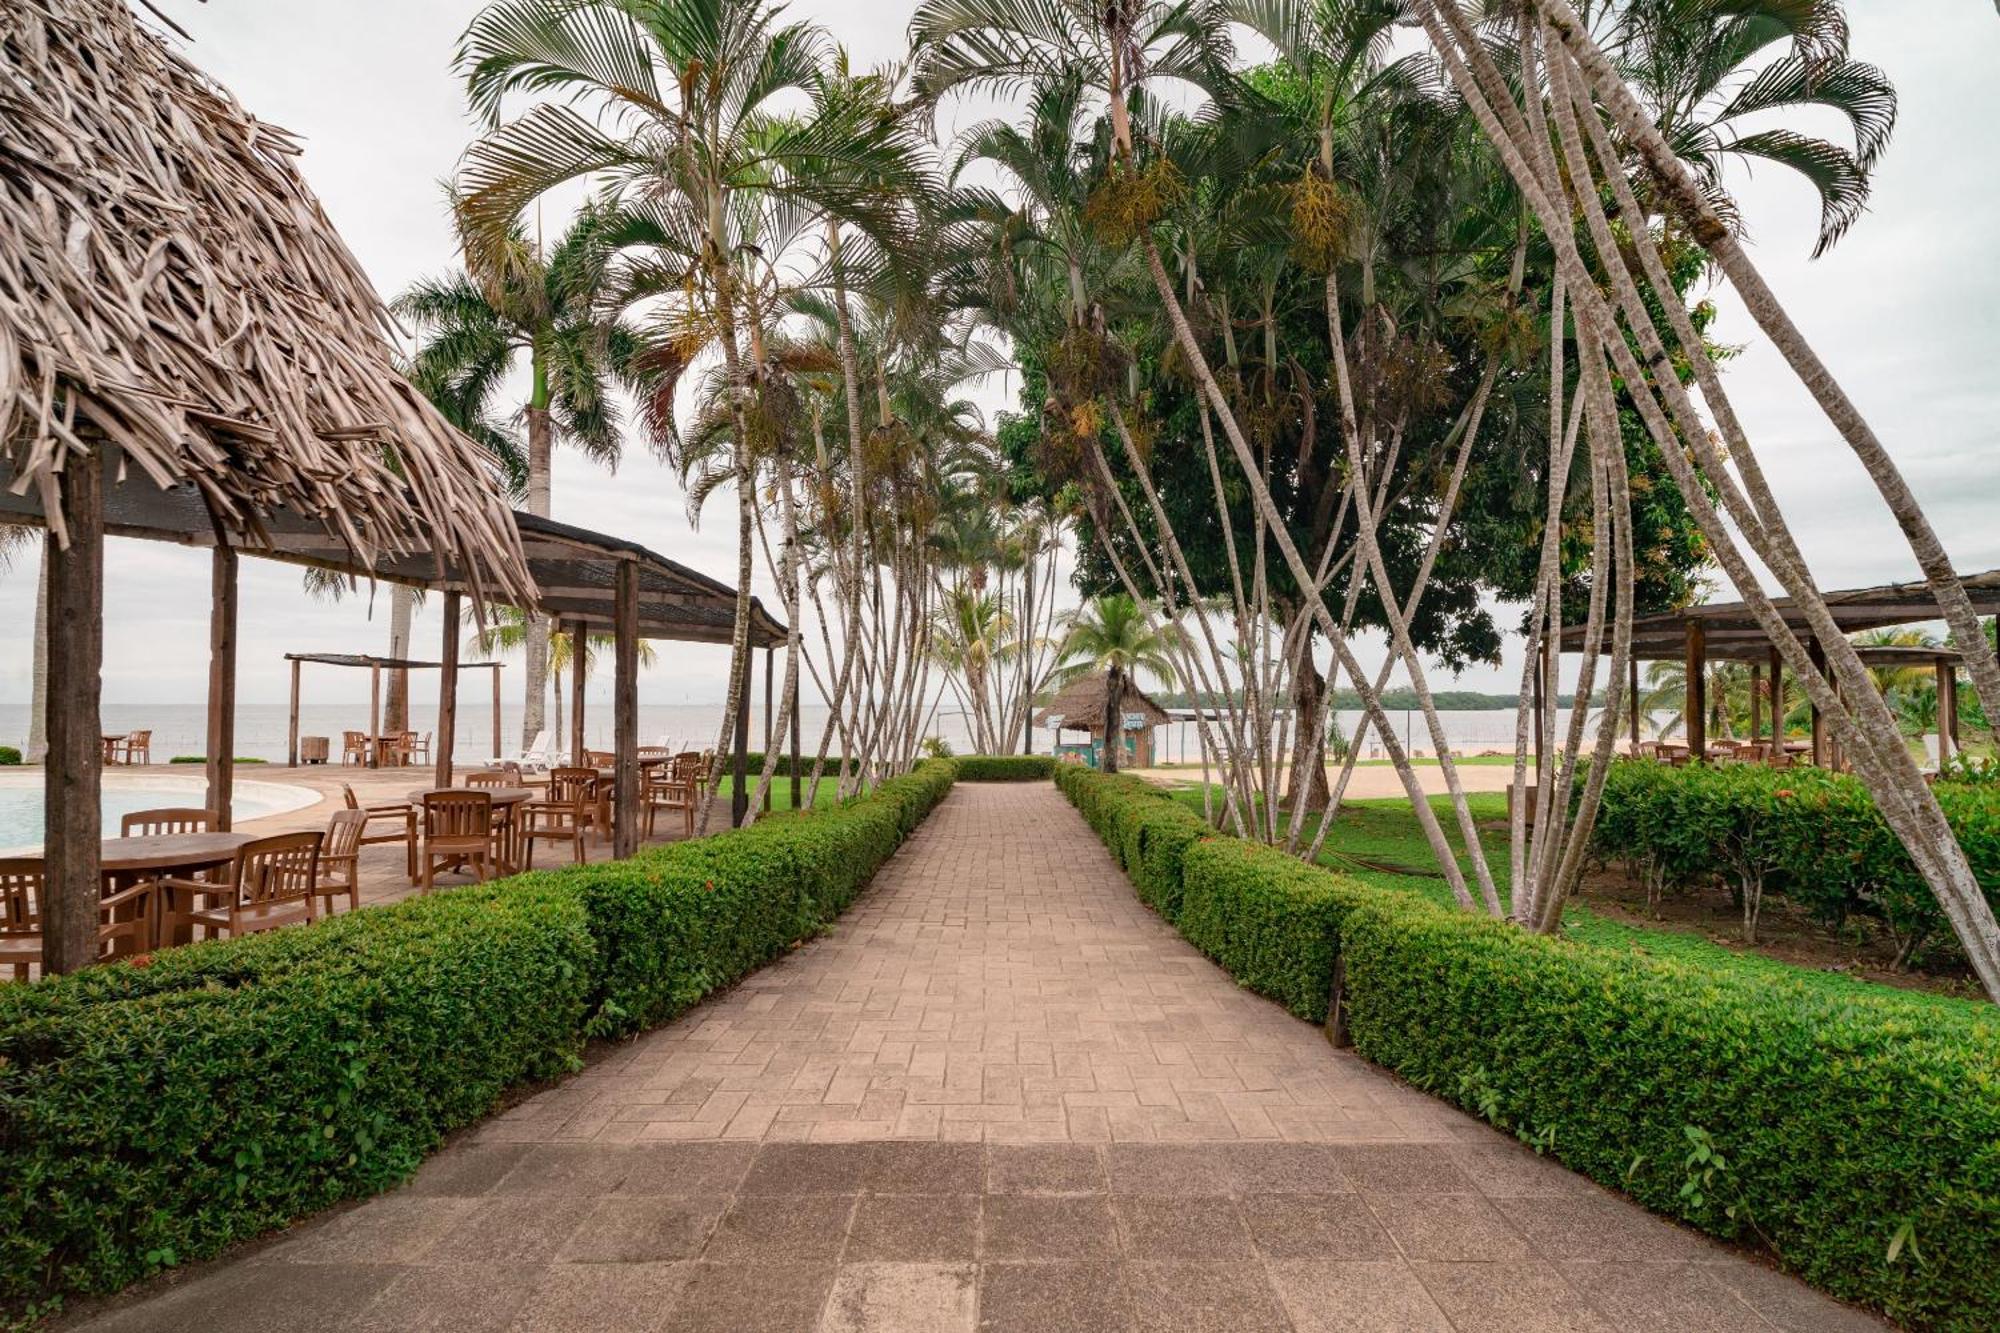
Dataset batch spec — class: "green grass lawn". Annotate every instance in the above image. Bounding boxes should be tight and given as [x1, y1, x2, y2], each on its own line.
[1166, 785, 1992, 1017]
[710, 773, 846, 812]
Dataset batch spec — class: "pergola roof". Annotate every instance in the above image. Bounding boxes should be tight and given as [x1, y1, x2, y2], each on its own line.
[1557, 571, 2000, 661]
[285, 653, 502, 671]
[0, 457, 786, 648]
[1, 0, 529, 602]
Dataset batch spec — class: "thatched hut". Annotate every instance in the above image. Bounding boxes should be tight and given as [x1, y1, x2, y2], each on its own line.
[0, 0, 533, 971]
[1035, 672, 1171, 768]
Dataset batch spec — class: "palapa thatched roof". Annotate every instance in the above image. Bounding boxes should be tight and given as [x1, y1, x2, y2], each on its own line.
[0, 0, 530, 599]
[1035, 672, 1171, 732]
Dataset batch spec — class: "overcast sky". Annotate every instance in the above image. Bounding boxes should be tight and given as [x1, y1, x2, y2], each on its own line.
[2, 1, 1994, 714]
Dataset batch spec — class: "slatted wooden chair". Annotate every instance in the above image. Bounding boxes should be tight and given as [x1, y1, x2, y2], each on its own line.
[121, 807, 221, 935]
[643, 756, 698, 840]
[181, 833, 322, 941]
[464, 769, 512, 788]
[521, 768, 594, 869]
[341, 783, 418, 884]
[407, 731, 433, 764]
[420, 790, 495, 889]
[315, 809, 368, 916]
[342, 730, 370, 765]
[0, 860, 156, 980]
[118, 729, 153, 765]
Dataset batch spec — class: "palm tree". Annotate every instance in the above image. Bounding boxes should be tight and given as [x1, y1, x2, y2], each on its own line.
[1051, 594, 1184, 773]
[394, 202, 636, 748]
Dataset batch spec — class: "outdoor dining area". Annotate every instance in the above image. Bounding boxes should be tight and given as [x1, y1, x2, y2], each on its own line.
[1553, 571, 2000, 769]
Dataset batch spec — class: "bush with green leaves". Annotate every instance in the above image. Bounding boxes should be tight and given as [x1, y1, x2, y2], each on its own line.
[951, 755, 1055, 781]
[0, 747, 19, 766]
[1057, 764, 2000, 1331]
[0, 760, 956, 1317]
[1592, 759, 2000, 968]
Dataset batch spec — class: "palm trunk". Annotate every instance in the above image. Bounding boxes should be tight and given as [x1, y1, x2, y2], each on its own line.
[384, 583, 416, 734]
[522, 358, 552, 750]
[1102, 663, 1124, 773]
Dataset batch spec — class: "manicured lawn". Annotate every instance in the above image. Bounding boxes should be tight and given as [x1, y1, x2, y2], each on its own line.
[711, 773, 845, 812]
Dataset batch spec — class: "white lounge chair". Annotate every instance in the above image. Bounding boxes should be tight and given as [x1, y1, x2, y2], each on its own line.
[491, 728, 554, 775]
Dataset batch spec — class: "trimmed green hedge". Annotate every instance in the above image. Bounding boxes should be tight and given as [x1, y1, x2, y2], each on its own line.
[0, 747, 19, 766]
[1056, 765, 2000, 1332]
[1591, 759, 2000, 969]
[0, 760, 955, 1316]
[951, 755, 1056, 782]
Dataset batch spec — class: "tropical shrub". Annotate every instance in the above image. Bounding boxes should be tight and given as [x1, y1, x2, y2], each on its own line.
[1057, 765, 2000, 1332]
[0, 760, 955, 1316]
[951, 755, 1055, 781]
[0, 747, 18, 765]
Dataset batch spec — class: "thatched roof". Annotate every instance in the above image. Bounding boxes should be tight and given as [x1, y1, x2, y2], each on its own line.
[0, 0, 529, 599]
[1035, 672, 1171, 732]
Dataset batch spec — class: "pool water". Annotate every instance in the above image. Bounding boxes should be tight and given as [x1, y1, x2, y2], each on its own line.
[0, 772, 321, 853]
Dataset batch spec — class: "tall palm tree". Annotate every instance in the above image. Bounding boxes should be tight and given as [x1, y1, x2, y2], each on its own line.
[1051, 594, 1184, 773]
[394, 202, 635, 748]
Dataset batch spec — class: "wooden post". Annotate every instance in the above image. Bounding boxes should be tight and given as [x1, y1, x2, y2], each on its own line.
[1769, 643, 1784, 755]
[732, 643, 752, 827]
[44, 450, 103, 975]
[1627, 654, 1640, 749]
[1748, 663, 1762, 742]
[368, 662, 382, 769]
[491, 665, 502, 762]
[570, 620, 587, 766]
[1685, 620, 1706, 761]
[1808, 638, 1827, 767]
[789, 664, 802, 812]
[287, 657, 302, 767]
[1936, 656, 1956, 761]
[436, 591, 461, 788]
[614, 564, 640, 858]
[762, 644, 774, 814]
[206, 537, 239, 828]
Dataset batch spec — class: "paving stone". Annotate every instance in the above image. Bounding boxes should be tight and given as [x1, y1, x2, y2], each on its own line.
[977, 1261, 1133, 1333]
[555, 1195, 724, 1262]
[403, 1143, 537, 1196]
[1695, 1257, 1892, 1332]
[1328, 1144, 1478, 1194]
[350, 1262, 540, 1332]
[1113, 1197, 1253, 1260]
[1125, 1260, 1290, 1332]
[1365, 1192, 1535, 1261]
[865, 1141, 985, 1194]
[821, 1262, 976, 1332]
[76, 1262, 399, 1333]
[1267, 1259, 1454, 1332]
[1241, 1193, 1397, 1260]
[1488, 1194, 1703, 1262]
[271, 1195, 477, 1264]
[705, 1192, 856, 1263]
[986, 1144, 1106, 1194]
[423, 1195, 596, 1264]
[615, 1141, 758, 1195]
[1411, 1260, 1614, 1333]
[843, 1194, 979, 1262]
[504, 1262, 690, 1331]
[1210, 1142, 1351, 1194]
[1557, 1261, 1774, 1332]
[672, 1261, 836, 1333]
[1106, 1144, 1236, 1195]
[491, 1143, 639, 1195]
[743, 1142, 876, 1194]
[1447, 1141, 1593, 1198]
[981, 1195, 1120, 1260]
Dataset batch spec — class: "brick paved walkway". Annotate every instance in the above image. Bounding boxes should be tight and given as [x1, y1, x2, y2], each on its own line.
[76, 783, 1886, 1332]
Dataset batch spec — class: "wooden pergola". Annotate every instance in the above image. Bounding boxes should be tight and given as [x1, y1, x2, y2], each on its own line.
[283, 653, 506, 769]
[1553, 571, 2000, 764]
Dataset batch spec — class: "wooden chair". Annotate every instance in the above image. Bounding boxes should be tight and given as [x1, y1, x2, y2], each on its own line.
[342, 783, 418, 884]
[643, 761, 696, 840]
[0, 860, 156, 980]
[585, 749, 615, 769]
[342, 731, 370, 765]
[464, 769, 512, 789]
[181, 833, 322, 941]
[316, 809, 368, 916]
[121, 807, 221, 932]
[522, 768, 594, 869]
[408, 731, 432, 764]
[118, 729, 153, 765]
[421, 790, 495, 890]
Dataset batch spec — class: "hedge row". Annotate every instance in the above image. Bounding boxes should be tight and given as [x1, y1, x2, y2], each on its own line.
[951, 755, 1056, 782]
[1591, 759, 2000, 968]
[0, 760, 955, 1316]
[1055, 765, 2000, 1332]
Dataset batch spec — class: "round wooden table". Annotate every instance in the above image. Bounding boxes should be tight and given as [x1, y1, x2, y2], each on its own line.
[95, 832, 256, 950]
[408, 789, 535, 876]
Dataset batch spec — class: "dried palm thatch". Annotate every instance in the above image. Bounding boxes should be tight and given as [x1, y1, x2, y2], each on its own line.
[1034, 672, 1170, 733]
[0, 0, 531, 600]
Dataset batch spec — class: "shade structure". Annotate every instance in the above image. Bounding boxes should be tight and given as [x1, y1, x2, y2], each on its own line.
[282, 654, 506, 772]
[1034, 673, 1172, 732]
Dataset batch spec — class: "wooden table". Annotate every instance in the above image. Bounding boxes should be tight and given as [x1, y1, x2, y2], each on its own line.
[100, 734, 128, 764]
[97, 831, 256, 949]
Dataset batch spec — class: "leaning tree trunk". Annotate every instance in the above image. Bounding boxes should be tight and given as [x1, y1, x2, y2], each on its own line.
[383, 583, 416, 734]
[522, 391, 552, 749]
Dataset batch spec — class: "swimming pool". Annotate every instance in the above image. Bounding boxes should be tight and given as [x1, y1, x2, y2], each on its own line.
[0, 771, 322, 853]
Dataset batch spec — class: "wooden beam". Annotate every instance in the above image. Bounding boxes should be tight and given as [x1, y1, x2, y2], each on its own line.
[732, 645, 751, 827]
[1686, 620, 1706, 761]
[287, 656, 302, 767]
[206, 536, 239, 828]
[368, 662, 381, 769]
[43, 450, 103, 975]
[763, 645, 774, 815]
[614, 562, 639, 857]
[570, 620, 587, 766]
[1769, 643, 1783, 749]
[436, 590, 461, 788]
